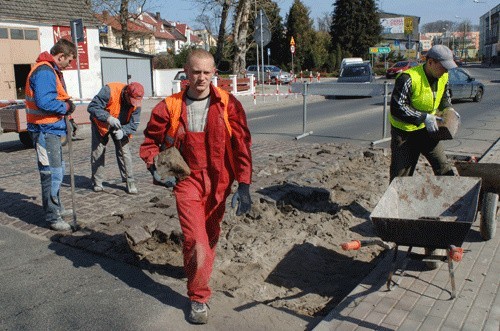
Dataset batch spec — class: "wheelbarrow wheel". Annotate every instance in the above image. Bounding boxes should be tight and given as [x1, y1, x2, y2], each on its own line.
[480, 192, 498, 241]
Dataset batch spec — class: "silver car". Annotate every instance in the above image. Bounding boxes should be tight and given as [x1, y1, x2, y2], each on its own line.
[246, 65, 292, 84]
[337, 63, 374, 83]
[448, 68, 484, 102]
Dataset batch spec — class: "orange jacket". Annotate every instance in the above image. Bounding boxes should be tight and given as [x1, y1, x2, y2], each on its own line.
[92, 82, 137, 136]
[25, 61, 70, 124]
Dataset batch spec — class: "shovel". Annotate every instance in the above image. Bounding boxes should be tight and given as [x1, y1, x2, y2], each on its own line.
[64, 115, 79, 231]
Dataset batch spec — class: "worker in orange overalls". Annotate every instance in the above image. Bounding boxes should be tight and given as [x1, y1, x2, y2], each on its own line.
[140, 49, 252, 324]
[25, 39, 77, 232]
[87, 82, 144, 194]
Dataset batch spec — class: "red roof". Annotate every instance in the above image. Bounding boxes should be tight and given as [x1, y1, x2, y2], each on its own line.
[95, 13, 151, 34]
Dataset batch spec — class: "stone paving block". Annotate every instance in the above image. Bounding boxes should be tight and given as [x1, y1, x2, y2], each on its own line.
[347, 301, 373, 320]
[398, 317, 422, 331]
[442, 307, 468, 330]
[373, 297, 398, 315]
[482, 319, 500, 331]
[462, 305, 489, 330]
[363, 310, 386, 326]
[382, 307, 409, 327]
[419, 315, 445, 330]
[405, 303, 431, 322]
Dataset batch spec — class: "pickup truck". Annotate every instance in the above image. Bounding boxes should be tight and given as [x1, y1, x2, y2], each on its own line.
[0, 101, 90, 147]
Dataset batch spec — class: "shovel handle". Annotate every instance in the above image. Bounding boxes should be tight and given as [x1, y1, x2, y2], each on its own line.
[341, 240, 361, 251]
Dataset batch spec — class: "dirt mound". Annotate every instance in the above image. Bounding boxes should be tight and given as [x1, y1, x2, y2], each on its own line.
[121, 143, 392, 317]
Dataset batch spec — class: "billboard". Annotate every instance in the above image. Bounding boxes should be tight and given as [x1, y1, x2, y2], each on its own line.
[52, 25, 89, 70]
[380, 17, 404, 34]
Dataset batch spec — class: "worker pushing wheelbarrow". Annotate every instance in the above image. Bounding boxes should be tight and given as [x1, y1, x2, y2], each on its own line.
[342, 175, 482, 299]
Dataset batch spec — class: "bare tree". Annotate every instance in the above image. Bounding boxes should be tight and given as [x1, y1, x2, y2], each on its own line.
[89, 0, 147, 50]
[232, 0, 251, 75]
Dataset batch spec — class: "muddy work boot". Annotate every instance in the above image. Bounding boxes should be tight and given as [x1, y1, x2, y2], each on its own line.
[126, 180, 138, 194]
[188, 301, 208, 324]
[50, 219, 71, 231]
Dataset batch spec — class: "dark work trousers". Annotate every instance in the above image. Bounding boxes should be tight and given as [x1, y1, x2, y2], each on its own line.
[90, 122, 134, 187]
[30, 131, 65, 224]
[390, 126, 454, 182]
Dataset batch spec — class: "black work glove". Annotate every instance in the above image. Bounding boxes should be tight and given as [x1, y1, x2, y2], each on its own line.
[69, 118, 78, 137]
[149, 165, 177, 188]
[66, 100, 76, 115]
[231, 183, 252, 216]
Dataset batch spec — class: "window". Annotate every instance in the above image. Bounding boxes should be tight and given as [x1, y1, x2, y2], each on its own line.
[116, 36, 122, 46]
[24, 30, 38, 40]
[140, 37, 145, 46]
[10, 29, 24, 39]
[0, 28, 7, 39]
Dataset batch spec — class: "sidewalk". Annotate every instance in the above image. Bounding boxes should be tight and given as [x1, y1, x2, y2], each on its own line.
[313, 222, 499, 330]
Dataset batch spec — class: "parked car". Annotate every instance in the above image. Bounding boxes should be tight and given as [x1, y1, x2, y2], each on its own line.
[448, 67, 484, 102]
[174, 70, 189, 90]
[340, 57, 364, 70]
[246, 65, 292, 84]
[337, 62, 374, 83]
[453, 56, 463, 66]
[385, 60, 419, 79]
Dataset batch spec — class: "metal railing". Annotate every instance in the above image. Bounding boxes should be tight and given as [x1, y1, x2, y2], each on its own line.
[289, 81, 393, 142]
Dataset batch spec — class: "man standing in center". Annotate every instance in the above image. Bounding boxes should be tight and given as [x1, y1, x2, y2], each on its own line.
[140, 49, 252, 324]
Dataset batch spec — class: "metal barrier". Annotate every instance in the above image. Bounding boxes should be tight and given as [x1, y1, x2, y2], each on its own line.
[289, 81, 393, 141]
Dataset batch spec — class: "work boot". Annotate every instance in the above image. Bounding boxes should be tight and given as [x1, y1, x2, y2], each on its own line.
[188, 301, 208, 324]
[50, 219, 71, 231]
[127, 180, 138, 194]
[60, 209, 73, 217]
[93, 185, 103, 192]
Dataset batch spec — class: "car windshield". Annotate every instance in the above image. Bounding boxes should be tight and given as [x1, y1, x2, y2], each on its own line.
[342, 65, 369, 77]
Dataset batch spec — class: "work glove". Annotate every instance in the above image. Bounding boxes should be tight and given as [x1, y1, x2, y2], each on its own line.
[66, 100, 76, 115]
[113, 129, 124, 140]
[231, 183, 252, 216]
[424, 114, 442, 133]
[107, 116, 122, 129]
[149, 165, 177, 188]
[69, 118, 78, 137]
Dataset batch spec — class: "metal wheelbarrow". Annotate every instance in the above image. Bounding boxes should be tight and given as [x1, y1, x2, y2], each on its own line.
[454, 139, 499, 241]
[342, 175, 482, 299]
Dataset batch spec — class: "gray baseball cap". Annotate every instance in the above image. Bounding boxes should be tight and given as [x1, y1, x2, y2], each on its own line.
[427, 45, 457, 70]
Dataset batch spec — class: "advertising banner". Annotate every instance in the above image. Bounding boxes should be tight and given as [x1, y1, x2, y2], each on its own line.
[52, 25, 89, 70]
[380, 17, 404, 34]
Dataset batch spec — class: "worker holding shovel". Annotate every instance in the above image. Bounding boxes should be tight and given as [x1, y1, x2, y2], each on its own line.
[87, 82, 144, 194]
[25, 39, 77, 232]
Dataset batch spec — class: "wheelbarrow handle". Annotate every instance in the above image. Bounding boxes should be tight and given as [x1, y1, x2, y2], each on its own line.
[449, 245, 464, 262]
[341, 240, 361, 251]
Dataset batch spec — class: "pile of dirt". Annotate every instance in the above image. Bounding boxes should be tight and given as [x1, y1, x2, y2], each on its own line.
[121, 143, 394, 317]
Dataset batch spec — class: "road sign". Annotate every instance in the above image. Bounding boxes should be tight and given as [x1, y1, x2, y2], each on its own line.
[70, 18, 84, 42]
[369, 47, 391, 54]
[254, 26, 271, 46]
[290, 37, 295, 46]
[254, 10, 270, 29]
[404, 17, 413, 35]
[290, 45, 295, 54]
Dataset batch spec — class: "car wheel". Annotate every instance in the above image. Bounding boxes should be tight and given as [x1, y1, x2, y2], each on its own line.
[473, 87, 483, 102]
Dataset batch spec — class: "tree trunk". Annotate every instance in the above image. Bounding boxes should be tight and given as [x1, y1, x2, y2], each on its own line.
[232, 0, 251, 76]
[120, 0, 130, 50]
[215, 0, 231, 65]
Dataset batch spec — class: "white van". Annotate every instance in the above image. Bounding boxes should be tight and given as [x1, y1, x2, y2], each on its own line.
[340, 57, 363, 70]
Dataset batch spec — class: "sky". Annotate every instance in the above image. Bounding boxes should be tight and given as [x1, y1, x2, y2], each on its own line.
[153, 0, 494, 30]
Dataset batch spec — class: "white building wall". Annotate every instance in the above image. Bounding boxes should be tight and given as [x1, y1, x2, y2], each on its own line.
[38, 25, 103, 100]
[153, 68, 183, 97]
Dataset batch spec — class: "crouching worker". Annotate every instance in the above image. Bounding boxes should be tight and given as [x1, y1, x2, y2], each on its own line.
[87, 82, 144, 194]
[139, 49, 252, 324]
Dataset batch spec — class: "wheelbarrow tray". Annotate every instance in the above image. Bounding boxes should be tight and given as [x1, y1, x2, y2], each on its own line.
[454, 162, 500, 195]
[371, 176, 481, 249]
